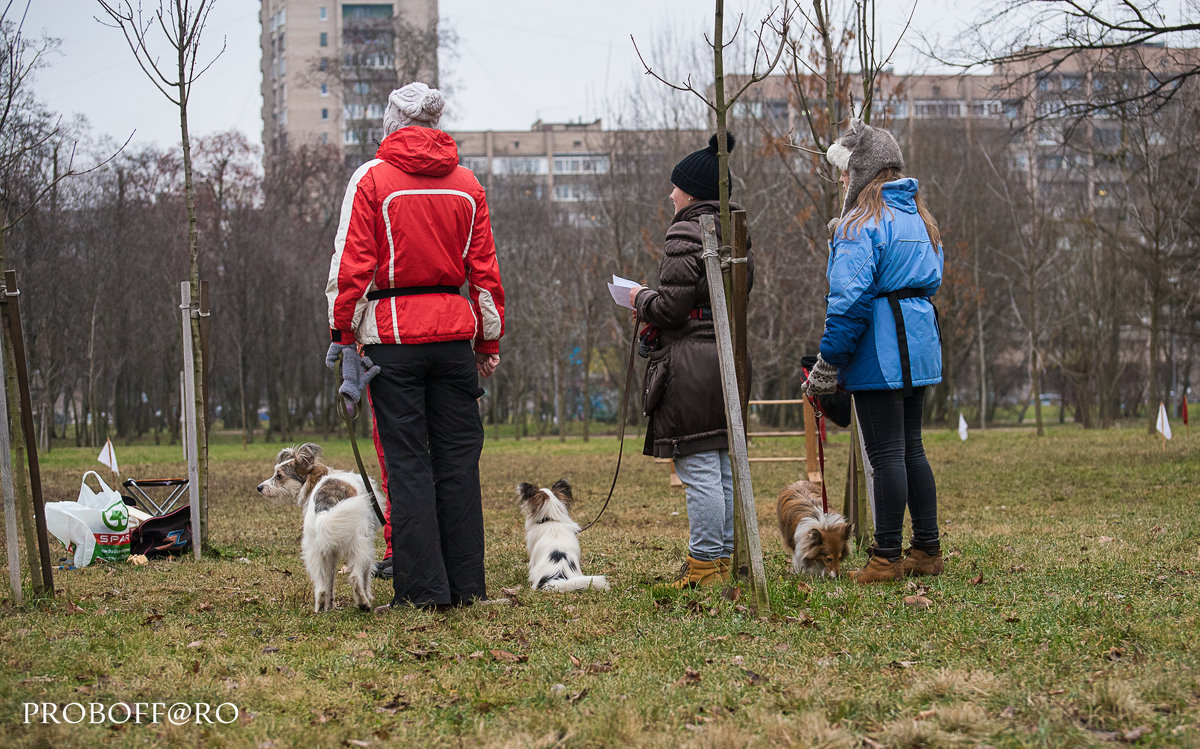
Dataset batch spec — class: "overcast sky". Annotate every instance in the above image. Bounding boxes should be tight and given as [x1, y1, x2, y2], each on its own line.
[24, 0, 966, 150]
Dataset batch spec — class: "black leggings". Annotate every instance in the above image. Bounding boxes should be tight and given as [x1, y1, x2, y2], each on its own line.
[854, 387, 939, 560]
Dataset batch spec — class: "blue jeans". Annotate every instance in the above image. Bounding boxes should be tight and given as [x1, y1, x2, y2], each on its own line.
[854, 387, 939, 560]
[674, 449, 734, 561]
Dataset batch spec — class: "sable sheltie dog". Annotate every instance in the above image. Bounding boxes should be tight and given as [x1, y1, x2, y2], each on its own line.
[257, 443, 383, 612]
[775, 480, 852, 578]
[517, 479, 610, 592]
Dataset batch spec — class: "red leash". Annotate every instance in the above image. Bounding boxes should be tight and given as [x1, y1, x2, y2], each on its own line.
[800, 361, 830, 514]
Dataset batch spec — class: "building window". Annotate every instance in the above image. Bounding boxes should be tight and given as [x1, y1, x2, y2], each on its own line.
[343, 4, 393, 20]
[318, 57, 328, 71]
[320, 82, 328, 96]
[320, 32, 328, 47]
[494, 156, 547, 175]
[321, 108, 329, 120]
[553, 154, 609, 175]
[319, 132, 329, 144]
[319, 6, 328, 21]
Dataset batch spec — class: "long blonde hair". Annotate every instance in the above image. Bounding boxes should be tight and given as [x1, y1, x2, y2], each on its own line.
[840, 168, 941, 250]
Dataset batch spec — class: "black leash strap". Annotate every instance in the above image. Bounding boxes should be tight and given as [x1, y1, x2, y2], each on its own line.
[336, 354, 388, 527]
[578, 314, 640, 533]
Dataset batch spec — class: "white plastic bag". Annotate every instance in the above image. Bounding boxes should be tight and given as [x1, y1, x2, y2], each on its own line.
[44, 471, 131, 567]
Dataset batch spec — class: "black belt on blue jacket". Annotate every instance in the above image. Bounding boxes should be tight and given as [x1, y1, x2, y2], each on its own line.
[876, 288, 933, 397]
[366, 285, 460, 301]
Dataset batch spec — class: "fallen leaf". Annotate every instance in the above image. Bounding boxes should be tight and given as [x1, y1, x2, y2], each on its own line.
[65, 599, 85, 614]
[1005, 614, 1022, 623]
[190, 661, 200, 674]
[585, 661, 613, 673]
[1122, 726, 1151, 742]
[355, 632, 369, 639]
[468, 651, 484, 659]
[784, 614, 819, 628]
[1001, 706, 1016, 718]
[405, 649, 432, 660]
[795, 581, 813, 593]
[354, 650, 377, 659]
[569, 654, 581, 668]
[1098, 536, 1114, 544]
[674, 667, 702, 686]
[743, 669, 764, 685]
[500, 587, 521, 598]
[489, 649, 527, 663]
[127, 554, 149, 566]
[916, 709, 936, 720]
[568, 687, 589, 703]
[731, 655, 745, 666]
[1047, 688, 1066, 695]
[970, 574, 985, 585]
[904, 595, 932, 609]
[141, 612, 164, 626]
[862, 737, 885, 749]
[186, 641, 202, 649]
[344, 740, 371, 748]
[261, 646, 280, 654]
[1108, 646, 1126, 661]
[197, 602, 213, 612]
[721, 586, 741, 602]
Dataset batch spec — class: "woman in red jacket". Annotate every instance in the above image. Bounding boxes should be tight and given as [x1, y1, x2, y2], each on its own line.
[325, 81, 505, 610]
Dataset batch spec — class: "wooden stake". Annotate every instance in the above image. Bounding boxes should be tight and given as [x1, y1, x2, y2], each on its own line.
[700, 214, 768, 612]
[0, 315, 21, 604]
[180, 283, 202, 559]
[5, 270, 53, 596]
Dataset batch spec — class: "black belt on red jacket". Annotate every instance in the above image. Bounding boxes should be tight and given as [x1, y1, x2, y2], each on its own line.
[366, 285, 460, 301]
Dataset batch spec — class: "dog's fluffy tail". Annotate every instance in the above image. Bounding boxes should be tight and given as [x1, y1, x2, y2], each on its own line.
[541, 575, 610, 593]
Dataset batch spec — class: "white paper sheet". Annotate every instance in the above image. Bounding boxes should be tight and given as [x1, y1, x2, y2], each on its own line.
[608, 275, 640, 309]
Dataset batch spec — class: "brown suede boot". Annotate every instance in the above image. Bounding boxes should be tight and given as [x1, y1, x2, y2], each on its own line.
[668, 555, 730, 589]
[902, 548, 944, 577]
[849, 554, 904, 584]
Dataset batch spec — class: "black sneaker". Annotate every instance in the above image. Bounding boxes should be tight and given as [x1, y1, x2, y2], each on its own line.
[372, 557, 393, 579]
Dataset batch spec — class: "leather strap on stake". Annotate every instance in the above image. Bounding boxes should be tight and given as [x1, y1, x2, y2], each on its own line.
[336, 354, 388, 527]
[578, 314, 640, 533]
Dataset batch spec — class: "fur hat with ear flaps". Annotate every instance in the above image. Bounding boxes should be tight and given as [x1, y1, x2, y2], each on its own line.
[826, 119, 905, 218]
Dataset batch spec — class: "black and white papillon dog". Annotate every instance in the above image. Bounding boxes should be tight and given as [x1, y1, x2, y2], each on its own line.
[517, 479, 610, 593]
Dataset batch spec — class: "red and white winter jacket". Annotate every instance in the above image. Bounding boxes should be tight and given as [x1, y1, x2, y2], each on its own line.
[326, 127, 505, 354]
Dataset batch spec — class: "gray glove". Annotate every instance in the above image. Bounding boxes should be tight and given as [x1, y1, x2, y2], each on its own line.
[325, 342, 380, 415]
[802, 354, 839, 397]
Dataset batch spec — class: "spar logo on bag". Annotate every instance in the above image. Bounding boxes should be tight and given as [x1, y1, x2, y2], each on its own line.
[46, 472, 132, 567]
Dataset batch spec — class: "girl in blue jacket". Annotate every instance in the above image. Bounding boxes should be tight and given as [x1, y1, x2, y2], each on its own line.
[803, 120, 945, 584]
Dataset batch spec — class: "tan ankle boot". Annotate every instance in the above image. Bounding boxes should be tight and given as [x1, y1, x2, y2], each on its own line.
[849, 555, 903, 584]
[902, 548, 944, 577]
[668, 555, 730, 589]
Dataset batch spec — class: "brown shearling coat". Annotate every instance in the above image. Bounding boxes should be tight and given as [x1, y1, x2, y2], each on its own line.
[634, 200, 753, 459]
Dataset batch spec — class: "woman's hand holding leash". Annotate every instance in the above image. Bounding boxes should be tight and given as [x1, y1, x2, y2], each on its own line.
[326, 342, 380, 417]
[801, 353, 839, 397]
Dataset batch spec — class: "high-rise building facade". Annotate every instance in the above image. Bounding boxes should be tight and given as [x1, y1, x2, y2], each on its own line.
[259, 0, 438, 164]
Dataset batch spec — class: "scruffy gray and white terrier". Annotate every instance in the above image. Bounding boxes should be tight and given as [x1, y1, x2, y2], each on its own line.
[517, 479, 609, 592]
[257, 443, 383, 612]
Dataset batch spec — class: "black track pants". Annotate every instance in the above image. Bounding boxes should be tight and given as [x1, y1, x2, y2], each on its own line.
[365, 341, 486, 607]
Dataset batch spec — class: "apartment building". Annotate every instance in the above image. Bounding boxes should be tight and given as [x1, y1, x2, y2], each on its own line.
[259, 0, 438, 164]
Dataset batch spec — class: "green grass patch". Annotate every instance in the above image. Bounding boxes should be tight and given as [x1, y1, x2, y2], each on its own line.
[2, 427, 1198, 746]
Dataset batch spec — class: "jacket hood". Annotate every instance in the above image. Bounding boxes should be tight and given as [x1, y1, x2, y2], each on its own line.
[881, 178, 920, 214]
[376, 127, 459, 176]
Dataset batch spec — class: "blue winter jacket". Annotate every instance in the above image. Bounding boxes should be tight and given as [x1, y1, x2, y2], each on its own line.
[818, 178, 943, 392]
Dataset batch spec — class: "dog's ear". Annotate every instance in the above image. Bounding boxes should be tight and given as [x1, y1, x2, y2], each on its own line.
[551, 478, 574, 505]
[839, 522, 852, 541]
[294, 443, 322, 475]
[807, 527, 825, 546]
[274, 446, 296, 465]
[517, 483, 543, 516]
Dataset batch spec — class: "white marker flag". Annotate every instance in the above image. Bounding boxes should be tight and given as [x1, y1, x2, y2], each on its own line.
[97, 438, 120, 474]
[1156, 402, 1173, 440]
[958, 413, 969, 441]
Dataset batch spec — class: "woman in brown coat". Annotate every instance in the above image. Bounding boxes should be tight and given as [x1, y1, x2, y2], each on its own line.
[628, 133, 753, 588]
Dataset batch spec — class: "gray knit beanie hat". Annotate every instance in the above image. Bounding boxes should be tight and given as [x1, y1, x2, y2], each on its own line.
[383, 82, 445, 134]
[825, 119, 904, 216]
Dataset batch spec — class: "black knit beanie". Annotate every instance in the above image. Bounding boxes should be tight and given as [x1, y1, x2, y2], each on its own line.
[671, 132, 735, 201]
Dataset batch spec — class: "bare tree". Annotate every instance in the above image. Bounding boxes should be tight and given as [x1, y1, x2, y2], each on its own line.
[944, 1, 1200, 124]
[97, 0, 226, 547]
